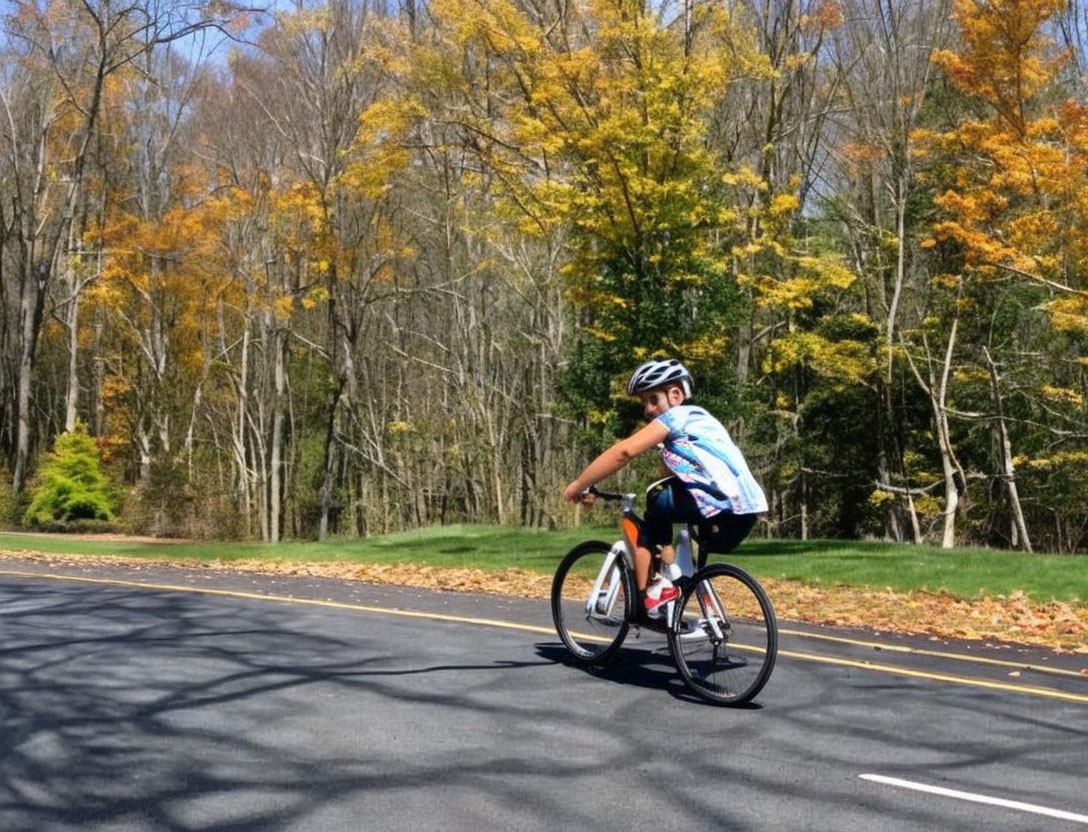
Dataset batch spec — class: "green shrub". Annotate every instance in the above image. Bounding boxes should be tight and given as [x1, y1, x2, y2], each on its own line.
[0, 467, 16, 528]
[23, 424, 118, 528]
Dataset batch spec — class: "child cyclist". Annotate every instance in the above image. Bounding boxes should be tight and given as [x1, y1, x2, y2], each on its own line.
[562, 358, 767, 617]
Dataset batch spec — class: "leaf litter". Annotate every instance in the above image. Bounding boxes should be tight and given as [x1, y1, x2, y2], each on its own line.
[2, 548, 1086, 656]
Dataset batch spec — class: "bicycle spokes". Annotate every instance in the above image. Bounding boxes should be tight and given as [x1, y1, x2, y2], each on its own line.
[669, 564, 778, 705]
[551, 540, 631, 664]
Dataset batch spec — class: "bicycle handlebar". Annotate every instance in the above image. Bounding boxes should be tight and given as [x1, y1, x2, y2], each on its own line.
[585, 485, 634, 502]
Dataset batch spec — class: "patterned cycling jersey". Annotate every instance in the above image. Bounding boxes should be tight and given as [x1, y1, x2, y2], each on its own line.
[655, 405, 768, 517]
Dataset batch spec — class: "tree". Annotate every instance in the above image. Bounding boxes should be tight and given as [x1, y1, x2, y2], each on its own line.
[258, 2, 406, 539]
[23, 422, 116, 526]
[915, 0, 1088, 548]
[0, 0, 250, 494]
[414, 0, 768, 410]
[1, 0, 1085, 550]
[824, 0, 953, 542]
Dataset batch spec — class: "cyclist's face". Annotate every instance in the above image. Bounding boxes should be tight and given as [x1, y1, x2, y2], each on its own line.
[640, 385, 682, 419]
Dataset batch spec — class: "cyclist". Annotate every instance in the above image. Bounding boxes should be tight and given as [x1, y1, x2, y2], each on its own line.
[562, 358, 767, 617]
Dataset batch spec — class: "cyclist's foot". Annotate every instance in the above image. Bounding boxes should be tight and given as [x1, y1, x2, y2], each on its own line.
[643, 578, 679, 617]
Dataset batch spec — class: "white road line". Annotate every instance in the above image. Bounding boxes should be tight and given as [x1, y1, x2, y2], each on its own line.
[860, 774, 1088, 825]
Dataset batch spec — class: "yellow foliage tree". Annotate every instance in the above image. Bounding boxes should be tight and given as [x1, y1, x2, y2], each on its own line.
[365, 0, 776, 400]
[920, 0, 1088, 334]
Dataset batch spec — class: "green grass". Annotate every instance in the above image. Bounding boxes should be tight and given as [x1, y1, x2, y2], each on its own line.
[731, 538, 1087, 605]
[0, 526, 1085, 605]
[0, 525, 593, 571]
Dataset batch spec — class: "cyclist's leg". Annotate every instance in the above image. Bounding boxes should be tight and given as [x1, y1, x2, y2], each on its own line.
[635, 480, 672, 590]
[632, 545, 653, 592]
[638, 478, 703, 586]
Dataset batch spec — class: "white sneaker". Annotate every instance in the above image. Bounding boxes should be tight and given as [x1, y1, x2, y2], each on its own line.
[643, 578, 679, 617]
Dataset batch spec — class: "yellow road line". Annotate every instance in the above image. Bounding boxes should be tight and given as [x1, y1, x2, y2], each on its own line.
[778, 627, 1087, 679]
[3, 568, 1087, 704]
[0, 569, 552, 635]
[778, 648, 1088, 704]
[570, 627, 1088, 703]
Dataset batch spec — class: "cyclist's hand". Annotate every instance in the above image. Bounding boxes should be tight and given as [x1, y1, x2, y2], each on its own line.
[562, 482, 595, 505]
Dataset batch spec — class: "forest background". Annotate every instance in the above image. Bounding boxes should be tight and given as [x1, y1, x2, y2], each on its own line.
[1, 0, 1086, 553]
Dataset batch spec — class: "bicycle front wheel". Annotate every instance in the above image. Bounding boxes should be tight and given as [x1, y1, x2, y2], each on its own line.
[668, 563, 777, 705]
[551, 540, 632, 665]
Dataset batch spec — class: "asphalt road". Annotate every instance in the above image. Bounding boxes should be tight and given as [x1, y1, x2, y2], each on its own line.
[1, 557, 1086, 832]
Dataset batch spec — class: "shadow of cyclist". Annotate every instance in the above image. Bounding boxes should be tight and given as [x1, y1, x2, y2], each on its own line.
[534, 642, 763, 708]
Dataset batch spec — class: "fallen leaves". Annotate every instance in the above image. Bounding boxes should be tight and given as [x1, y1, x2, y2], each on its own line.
[3, 549, 1087, 654]
[762, 578, 1088, 654]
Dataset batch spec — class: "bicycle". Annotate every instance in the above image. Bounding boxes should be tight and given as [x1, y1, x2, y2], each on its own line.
[550, 485, 778, 705]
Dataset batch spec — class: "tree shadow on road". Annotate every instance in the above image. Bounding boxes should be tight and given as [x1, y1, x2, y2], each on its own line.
[0, 579, 558, 831]
[1, 573, 1083, 832]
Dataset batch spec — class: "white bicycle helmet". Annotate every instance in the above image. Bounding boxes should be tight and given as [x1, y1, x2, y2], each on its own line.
[627, 358, 693, 399]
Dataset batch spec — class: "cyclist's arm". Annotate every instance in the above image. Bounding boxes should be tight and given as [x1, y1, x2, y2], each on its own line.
[562, 419, 669, 501]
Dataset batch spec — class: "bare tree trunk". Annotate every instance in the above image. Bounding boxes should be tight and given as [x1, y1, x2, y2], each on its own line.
[137, 421, 153, 484]
[92, 310, 106, 436]
[903, 313, 962, 548]
[736, 323, 752, 386]
[799, 469, 808, 541]
[933, 324, 960, 548]
[983, 346, 1032, 552]
[63, 223, 83, 432]
[269, 326, 288, 542]
[64, 297, 80, 433]
[905, 491, 923, 543]
[13, 261, 45, 490]
[317, 381, 345, 541]
[231, 316, 253, 537]
[252, 401, 270, 542]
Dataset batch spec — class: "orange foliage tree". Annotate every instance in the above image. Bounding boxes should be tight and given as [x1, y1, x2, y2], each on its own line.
[922, 0, 1088, 332]
[914, 0, 1088, 549]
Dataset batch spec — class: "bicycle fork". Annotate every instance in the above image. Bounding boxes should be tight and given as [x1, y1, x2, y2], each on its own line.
[672, 577, 728, 643]
[696, 581, 728, 642]
[586, 541, 627, 618]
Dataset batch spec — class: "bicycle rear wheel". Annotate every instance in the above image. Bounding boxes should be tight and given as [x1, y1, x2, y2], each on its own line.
[551, 540, 632, 665]
[668, 563, 777, 705]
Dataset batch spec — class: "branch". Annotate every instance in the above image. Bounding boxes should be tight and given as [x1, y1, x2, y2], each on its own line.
[332, 431, 409, 487]
[874, 480, 941, 496]
[290, 330, 330, 361]
[994, 262, 1088, 298]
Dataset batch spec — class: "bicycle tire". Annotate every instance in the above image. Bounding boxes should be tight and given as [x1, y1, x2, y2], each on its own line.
[551, 540, 633, 665]
[668, 563, 777, 705]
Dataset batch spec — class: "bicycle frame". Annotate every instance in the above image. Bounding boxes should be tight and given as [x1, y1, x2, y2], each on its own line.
[580, 492, 638, 622]
[583, 490, 726, 639]
[554, 485, 778, 705]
